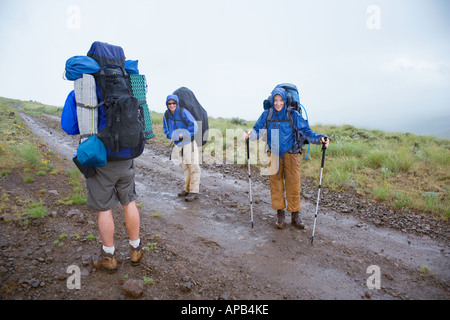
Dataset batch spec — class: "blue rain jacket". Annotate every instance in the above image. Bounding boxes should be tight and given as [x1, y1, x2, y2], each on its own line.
[251, 88, 323, 156]
[163, 94, 198, 146]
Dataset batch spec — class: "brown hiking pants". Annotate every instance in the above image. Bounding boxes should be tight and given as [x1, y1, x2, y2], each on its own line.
[268, 152, 301, 212]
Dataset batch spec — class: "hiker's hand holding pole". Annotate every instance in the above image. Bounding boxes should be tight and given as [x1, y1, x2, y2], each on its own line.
[320, 136, 329, 149]
[243, 130, 251, 140]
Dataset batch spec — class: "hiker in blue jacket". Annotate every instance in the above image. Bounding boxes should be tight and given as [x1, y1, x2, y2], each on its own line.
[244, 87, 329, 229]
[163, 94, 201, 202]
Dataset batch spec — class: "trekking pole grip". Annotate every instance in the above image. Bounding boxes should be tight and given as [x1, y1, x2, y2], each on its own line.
[321, 137, 328, 168]
[246, 131, 250, 160]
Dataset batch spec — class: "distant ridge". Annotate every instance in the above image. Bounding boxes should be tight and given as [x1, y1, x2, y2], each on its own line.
[431, 128, 450, 139]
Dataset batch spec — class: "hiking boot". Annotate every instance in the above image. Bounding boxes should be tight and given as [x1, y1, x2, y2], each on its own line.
[291, 211, 305, 229]
[185, 193, 198, 202]
[130, 241, 144, 266]
[178, 190, 189, 197]
[275, 209, 286, 229]
[92, 248, 117, 273]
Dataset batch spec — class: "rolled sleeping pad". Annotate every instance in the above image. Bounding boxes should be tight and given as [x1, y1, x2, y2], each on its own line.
[74, 74, 98, 142]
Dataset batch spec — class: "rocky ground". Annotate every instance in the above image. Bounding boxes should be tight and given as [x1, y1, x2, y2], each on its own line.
[0, 112, 449, 305]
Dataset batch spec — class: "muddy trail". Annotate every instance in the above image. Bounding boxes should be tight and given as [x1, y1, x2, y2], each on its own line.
[1, 111, 449, 302]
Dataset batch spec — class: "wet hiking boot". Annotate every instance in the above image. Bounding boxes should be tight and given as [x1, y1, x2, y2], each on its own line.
[130, 241, 144, 266]
[92, 248, 117, 273]
[275, 209, 286, 229]
[185, 193, 198, 202]
[291, 211, 305, 229]
[178, 190, 189, 197]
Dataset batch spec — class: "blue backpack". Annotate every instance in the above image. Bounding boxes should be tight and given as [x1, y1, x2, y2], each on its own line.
[263, 83, 311, 158]
[263, 83, 303, 114]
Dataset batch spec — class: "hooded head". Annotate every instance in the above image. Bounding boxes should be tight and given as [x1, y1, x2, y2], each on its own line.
[166, 94, 179, 108]
[271, 88, 287, 112]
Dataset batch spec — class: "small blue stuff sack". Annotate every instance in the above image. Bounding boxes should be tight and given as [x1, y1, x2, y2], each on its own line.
[65, 56, 101, 81]
[76, 135, 107, 167]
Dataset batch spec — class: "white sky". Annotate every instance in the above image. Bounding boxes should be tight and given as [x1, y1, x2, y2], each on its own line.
[0, 0, 449, 135]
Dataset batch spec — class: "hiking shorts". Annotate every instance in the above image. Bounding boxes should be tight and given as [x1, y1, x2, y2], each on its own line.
[86, 159, 137, 211]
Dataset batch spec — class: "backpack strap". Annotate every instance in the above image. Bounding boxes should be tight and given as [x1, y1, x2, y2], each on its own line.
[76, 101, 105, 144]
[286, 107, 302, 153]
[178, 107, 189, 127]
[76, 101, 104, 109]
[165, 108, 189, 127]
[264, 107, 303, 154]
[265, 108, 273, 128]
[286, 106, 296, 133]
[264, 107, 294, 127]
[164, 108, 192, 144]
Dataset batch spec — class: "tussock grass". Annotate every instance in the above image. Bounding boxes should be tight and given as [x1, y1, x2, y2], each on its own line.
[293, 124, 448, 219]
[26, 200, 47, 219]
[16, 142, 41, 168]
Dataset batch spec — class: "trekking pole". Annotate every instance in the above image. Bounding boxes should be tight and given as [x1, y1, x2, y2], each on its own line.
[311, 137, 328, 244]
[246, 133, 254, 228]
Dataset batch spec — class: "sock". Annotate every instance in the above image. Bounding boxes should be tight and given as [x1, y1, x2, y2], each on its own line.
[129, 238, 141, 248]
[102, 245, 115, 255]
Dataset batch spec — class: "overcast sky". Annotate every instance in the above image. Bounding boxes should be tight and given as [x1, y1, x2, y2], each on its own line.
[0, 0, 449, 136]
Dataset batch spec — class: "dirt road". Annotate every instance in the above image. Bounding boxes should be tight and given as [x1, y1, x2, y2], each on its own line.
[0, 112, 448, 302]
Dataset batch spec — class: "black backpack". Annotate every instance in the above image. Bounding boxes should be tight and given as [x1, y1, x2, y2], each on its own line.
[164, 87, 209, 146]
[87, 41, 145, 161]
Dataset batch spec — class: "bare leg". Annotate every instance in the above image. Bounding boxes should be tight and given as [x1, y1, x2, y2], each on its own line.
[98, 209, 114, 247]
[123, 200, 140, 241]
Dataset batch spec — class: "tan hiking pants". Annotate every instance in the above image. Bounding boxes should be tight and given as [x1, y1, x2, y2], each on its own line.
[268, 152, 301, 212]
[173, 140, 201, 194]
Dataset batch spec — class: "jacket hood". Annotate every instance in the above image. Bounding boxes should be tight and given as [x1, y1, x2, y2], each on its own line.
[166, 94, 179, 108]
[271, 88, 287, 113]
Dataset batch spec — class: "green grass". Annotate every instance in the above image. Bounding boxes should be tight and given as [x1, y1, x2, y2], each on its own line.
[303, 124, 450, 219]
[24, 176, 34, 183]
[25, 200, 47, 219]
[143, 276, 154, 285]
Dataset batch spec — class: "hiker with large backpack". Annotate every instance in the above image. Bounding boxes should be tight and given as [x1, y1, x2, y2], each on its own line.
[163, 93, 201, 202]
[244, 86, 329, 229]
[61, 41, 150, 273]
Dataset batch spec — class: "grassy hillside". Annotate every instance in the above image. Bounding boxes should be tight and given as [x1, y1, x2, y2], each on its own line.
[1, 97, 449, 220]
